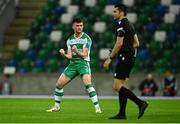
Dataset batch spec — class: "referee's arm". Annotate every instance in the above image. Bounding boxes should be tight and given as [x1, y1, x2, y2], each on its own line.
[133, 34, 140, 48]
[110, 36, 124, 58]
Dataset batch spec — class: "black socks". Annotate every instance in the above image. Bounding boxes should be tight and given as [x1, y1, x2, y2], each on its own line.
[119, 86, 143, 108]
[118, 92, 127, 116]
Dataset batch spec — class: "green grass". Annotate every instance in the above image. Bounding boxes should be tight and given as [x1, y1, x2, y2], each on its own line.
[0, 98, 180, 123]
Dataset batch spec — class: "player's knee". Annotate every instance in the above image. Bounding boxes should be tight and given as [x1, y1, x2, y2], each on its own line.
[56, 83, 63, 89]
[56, 74, 70, 88]
[82, 74, 91, 85]
[83, 79, 91, 85]
[56, 80, 64, 88]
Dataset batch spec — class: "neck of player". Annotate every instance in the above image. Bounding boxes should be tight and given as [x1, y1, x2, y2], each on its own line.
[75, 32, 82, 38]
[119, 16, 125, 21]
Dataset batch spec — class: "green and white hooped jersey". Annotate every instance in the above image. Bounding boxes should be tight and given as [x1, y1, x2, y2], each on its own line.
[67, 32, 92, 62]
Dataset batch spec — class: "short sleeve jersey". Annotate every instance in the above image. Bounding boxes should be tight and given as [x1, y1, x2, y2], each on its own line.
[116, 18, 136, 55]
[67, 32, 92, 62]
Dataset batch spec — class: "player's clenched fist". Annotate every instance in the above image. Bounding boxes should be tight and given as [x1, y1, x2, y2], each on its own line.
[59, 49, 65, 55]
[71, 45, 78, 53]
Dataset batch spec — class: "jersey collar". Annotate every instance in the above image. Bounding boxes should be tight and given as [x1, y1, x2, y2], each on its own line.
[74, 32, 84, 39]
[118, 17, 127, 24]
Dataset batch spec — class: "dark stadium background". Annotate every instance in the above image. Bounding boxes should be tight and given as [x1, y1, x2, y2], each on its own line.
[0, 0, 179, 96]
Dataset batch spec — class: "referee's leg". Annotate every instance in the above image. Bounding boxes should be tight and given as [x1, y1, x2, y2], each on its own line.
[109, 79, 127, 119]
[110, 77, 148, 119]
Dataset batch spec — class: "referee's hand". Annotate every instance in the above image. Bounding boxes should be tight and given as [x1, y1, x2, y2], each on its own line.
[103, 58, 112, 69]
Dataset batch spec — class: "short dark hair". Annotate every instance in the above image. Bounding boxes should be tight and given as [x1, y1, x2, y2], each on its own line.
[72, 18, 84, 24]
[114, 4, 127, 16]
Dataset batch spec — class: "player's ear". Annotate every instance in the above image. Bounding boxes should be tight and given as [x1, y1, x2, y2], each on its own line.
[72, 23, 75, 29]
[119, 11, 123, 17]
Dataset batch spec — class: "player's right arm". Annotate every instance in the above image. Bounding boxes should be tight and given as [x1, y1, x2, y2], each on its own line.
[59, 39, 72, 59]
[59, 47, 72, 59]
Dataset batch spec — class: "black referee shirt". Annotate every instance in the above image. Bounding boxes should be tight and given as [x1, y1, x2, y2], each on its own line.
[115, 18, 136, 57]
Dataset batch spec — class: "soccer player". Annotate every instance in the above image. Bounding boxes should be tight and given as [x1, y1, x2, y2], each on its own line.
[103, 4, 148, 119]
[47, 18, 101, 113]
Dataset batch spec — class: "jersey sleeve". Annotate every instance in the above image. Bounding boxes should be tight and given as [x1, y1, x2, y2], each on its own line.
[117, 25, 125, 37]
[66, 39, 71, 49]
[85, 41, 92, 49]
[84, 36, 92, 49]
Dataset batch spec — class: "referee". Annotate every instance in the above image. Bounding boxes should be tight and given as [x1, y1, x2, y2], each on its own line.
[103, 4, 148, 119]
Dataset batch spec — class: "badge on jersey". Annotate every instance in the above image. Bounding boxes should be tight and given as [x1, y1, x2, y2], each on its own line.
[117, 27, 125, 36]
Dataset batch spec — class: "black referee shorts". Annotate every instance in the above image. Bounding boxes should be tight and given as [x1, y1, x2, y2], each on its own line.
[114, 54, 135, 80]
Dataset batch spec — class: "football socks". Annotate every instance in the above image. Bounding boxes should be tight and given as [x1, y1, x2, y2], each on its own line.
[86, 84, 100, 108]
[54, 86, 63, 107]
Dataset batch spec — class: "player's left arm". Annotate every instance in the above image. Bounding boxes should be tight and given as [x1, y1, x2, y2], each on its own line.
[72, 46, 89, 58]
[71, 40, 91, 59]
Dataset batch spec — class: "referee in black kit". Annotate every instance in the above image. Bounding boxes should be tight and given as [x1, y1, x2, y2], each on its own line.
[103, 4, 148, 119]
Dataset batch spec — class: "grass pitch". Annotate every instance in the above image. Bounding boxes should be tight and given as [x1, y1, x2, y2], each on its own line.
[0, 98, 180, 123]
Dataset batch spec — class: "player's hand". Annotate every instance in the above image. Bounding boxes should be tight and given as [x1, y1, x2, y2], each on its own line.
[59, 49, 65, 56]
[71, 45, 78, 53]
[103, 58, 112, 69]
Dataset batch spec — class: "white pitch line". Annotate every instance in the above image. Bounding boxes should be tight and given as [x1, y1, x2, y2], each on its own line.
[0, 95, 180, 100]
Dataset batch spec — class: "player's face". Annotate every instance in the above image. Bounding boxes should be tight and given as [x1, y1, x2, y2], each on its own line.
[112, 7, 122, 20]
[72, 22, 83, 34]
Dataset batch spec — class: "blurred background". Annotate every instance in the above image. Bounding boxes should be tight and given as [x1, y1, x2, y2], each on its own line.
[0, 0, 179, 96]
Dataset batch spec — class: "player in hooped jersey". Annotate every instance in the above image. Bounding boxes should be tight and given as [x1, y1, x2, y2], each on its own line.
[47, 18, 101, 113]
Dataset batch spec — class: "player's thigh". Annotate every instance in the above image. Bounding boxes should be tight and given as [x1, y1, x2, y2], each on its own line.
[56, 63, 78, 87]
[77, 61, 92, 85]
[56, 73, 71, 88]
[113, 78, 126, 92]
[78, 61, 91, 76]
[63, 63, 78, 80]
[81, 74, 92, 85]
